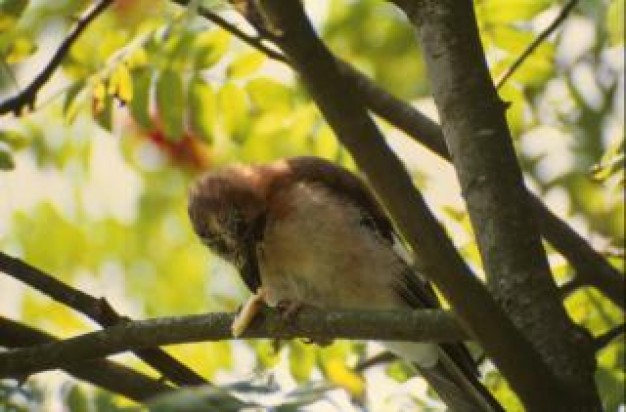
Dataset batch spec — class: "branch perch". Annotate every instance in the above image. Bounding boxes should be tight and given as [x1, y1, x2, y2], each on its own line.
[0, 316, 173, 402]
[0, 251, 207, 386]
[0, 308, 463, 378]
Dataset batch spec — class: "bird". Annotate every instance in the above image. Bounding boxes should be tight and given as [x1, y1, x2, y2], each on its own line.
[188, 156, 502, 412]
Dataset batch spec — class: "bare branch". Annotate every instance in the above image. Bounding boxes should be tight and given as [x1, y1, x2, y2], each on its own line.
[496, 0, 579, 89]
[0, 308, 464, 378]
[0, 316, 173, 402]
[594, 323, 625, 352]
[0, 251, 207, 386]
[172, 1, 624, 312]
[0, 0, 113, 116]
[558, 277, 583, 299]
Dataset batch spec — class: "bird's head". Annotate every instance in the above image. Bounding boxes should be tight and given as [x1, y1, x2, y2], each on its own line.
[188, 166, 266, 265]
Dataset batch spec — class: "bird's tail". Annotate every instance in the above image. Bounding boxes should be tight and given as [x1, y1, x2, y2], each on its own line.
[414, 347, 503, 412]
[385, 341, 502, 412]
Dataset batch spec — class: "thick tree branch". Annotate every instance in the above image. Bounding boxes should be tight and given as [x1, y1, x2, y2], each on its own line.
[0, 316, 173, 402]
[594, 323, 625, 352]
[393, 0, 600, 409]
[0, 252, 207, 386]
[0, 308, 463, 378]
[253, 1, 576, 410]
[495, 0, 579, 89]
[174, 1, 624, 311]
[0, 0, 113, 116]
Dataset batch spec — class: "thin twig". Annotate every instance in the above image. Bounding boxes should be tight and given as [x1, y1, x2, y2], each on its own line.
[0, 251, 207, 386]
[0, 316, 174, 402]
[354, 351, 396, 373]
[594, 323, 625, 352]
[0, 0, 113, 116]
[0, 308, 464, 378]
[558, 276, 583, 299]
[495, 0, 579, 89]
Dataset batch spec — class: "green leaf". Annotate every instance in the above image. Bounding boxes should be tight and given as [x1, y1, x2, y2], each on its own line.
[156, 70, 185, 141]
[289, 341, 316, 383]
[478, 0, 551, 24]
[0, 148, 14, 170]
[66, 385, 90, 412]
[385, 361, 412, 383]
[0, 0, 29, 31]
[130, 68, 153, 129]
[194, 29, 230, 69]
[0, 129, 28, 149]
[227, 51, 265, 79]
[607, 0, 624, 45]
[63, 80, 86, 125]
[246, 78, 292, 112]
[5, 36, 36, 63]
[149, 386, 250, 412]
[93, 95, 113, 132]
[188, 75, 216, 143]
[218, 82, 249, 143]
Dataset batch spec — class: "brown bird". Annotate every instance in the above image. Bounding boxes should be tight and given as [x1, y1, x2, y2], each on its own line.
[188, 156, 502, 411]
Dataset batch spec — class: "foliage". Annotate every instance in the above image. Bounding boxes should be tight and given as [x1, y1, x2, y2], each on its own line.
[0, 0, 623, 410]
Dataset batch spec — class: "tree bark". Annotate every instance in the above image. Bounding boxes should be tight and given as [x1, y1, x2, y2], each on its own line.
[392, 0, 600, 409]
[0, 309, 463, 378]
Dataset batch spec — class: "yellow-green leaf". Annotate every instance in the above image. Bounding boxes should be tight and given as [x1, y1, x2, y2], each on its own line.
[63, 81, 86, 125]
[227, 52, 265, 79]
[130, 68, 153, 129]
[188, 75, 216, 143]
[218, 82, 249, 143]
[0, 129, 29, 149]
[156, 70, 185, 141]
[246, 77, 292, 112]
[194, 29, 230, 69]
[108, 63, 133, 103]
[289, 341, 316, 383]
[607, 0, 625, 45]
[0, 149, 14, 170]
[5, 36, 36, 63]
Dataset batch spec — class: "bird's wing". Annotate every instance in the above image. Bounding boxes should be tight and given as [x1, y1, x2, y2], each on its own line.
[282, 157, 480, 376]
[237, 212, 266, 293]
[279, 156, 395, 243]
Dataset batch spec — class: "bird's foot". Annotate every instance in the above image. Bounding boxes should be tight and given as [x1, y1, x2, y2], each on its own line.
[275, 300, 332, 347]
[276, 299, 303, 321]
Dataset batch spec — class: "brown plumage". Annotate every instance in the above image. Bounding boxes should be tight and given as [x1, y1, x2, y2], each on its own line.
[188, 156, 502, 412]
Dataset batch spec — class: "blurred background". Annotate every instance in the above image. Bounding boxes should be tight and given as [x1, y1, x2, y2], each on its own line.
[0, 0, 623, 410]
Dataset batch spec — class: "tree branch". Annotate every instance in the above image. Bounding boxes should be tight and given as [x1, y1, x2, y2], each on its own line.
[173, 1, 624, 312]
[0, 251, 207, 386]
[0, 308, 464, 378]
[252, 1, 579, 410]
[393, 0, 599, 408]
[0, 316, 173, 402]
[0, 0, 114, 116]
[594, 323, 625, 352]
[495, 0, 579, 89]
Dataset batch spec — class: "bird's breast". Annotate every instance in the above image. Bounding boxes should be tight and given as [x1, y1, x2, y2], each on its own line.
[258, 182, 404, 310]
